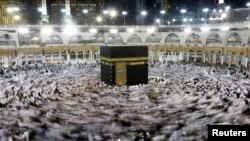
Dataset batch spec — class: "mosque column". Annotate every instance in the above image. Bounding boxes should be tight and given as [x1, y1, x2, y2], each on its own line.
[171, 51, 174, 61]
[186, 52, 189, 62]
[50, 53, 53, 63]
[15, 54, 20, 66]
[212, 54, 216, 64]
[42, 54, 45, 64]
[194, 52, 197, 62]
[233, 56, 237, 65]
[243, 57, 248, 67]
[34, 54, 37, 64]
[179, 51, 183, 61]
[221, 55, 224, 65]
[59, 52, 62, 63]
[25, 54, 28, 65]
[97, 51, 100, 59]
[15, 56, 18, 66]
[83, 51, 86, 60]
[156, 50, 160, 61]
[89, 51, 92, 60]
[66, 51, 70, 62]
[91, 51, 94, 60]
[203, 52, 206, 63]
[92, 51, 95, 60]
[76, 52, 78, 62]
[228, 55, 231, 65]
[208, 52, 211, 63]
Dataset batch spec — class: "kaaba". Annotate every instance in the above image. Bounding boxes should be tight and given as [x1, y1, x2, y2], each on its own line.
[100, 45, 148, 85]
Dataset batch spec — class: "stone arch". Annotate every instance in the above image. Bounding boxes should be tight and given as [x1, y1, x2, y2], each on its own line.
[107, 33, 123, 44]
[206, 33, 222, 46]
[19, 31, 41, 46]
[227, 33, 242, 46]
[46, 34, 63, 45]
[0, 33, 16, 46]
[165, 33, 180, 45]
[127, 34, 142, 44]
[90, 33, 104, 43]
[146, 34, 160, 43]
[186, 33, 202, 46]
[69, 34, 84, 44]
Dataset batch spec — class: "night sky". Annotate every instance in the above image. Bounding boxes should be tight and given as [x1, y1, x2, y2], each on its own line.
[103, 0, 248, 10]
[44, 0, 247, 25]
[46, 0, 248, 11]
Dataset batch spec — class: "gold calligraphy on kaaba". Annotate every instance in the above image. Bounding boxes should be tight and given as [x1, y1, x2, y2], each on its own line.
[115, 62, 127, 85]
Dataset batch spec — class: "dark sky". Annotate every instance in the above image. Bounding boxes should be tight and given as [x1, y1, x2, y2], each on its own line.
[44, 0, 248, 25]
[104, 0, 248, 10]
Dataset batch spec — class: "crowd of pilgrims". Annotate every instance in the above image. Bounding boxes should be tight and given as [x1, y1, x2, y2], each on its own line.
[0, 62, 99, 79]
[0, 61, 250, 140]
[0, 61, 249, 79]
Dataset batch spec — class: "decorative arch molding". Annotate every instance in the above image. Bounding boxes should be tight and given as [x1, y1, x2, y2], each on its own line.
[146, 34, 161, 43]
[0, 34, 16, 46]
[46, 34, 63, 45]
[127, 34, 142, 44]
[206, 33, 222, 46]
[165, 33, 180, 45]
[186, 33, 202, 46]
[68, 34, 84, 44]
[107, 33, 123, 44]
[90, 33, 104, 43]
[227, 33, 242, 46]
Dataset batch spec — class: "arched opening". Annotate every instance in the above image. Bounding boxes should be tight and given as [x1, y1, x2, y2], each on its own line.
[90, 33, 104, 43]
[78, 51, 84, 60]
[108, 34, 123, 44]
[210, 51, 216, 64]
[146, 34, 161, 43]
[189, 50, 195, 62]
[61, 51, 67, 62]
[186, 33, 202, 46]
[46, 34, 63, 45]
[227, 33, 242, 46]
[45, 52, 52, 63]
[206, 33, 222, 46]
[36, 51, 43, 64]
[85, 50, 90, 60]
[196, 50, 203, 62]
[204, 51, 210, 63]
[70, 51, 76, 60]
[127, 34, 142, 44]
[0, 34, 16, 46]
[238, 52, 245, 65]
[216, 51, 222, 64]
[69, 35, 84, 44]
[165, 33, 180, 45]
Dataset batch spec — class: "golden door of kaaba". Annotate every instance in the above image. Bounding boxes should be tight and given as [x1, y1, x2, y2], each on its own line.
[115, 62, 127, 85]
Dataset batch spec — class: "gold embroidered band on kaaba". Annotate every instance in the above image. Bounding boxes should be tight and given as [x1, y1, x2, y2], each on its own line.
[100, 57, 148, 62]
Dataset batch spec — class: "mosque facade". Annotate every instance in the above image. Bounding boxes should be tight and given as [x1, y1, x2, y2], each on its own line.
[0, 21, 250, 67]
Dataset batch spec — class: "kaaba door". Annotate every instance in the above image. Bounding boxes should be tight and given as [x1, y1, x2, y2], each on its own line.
[115, 62, 127, 85]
